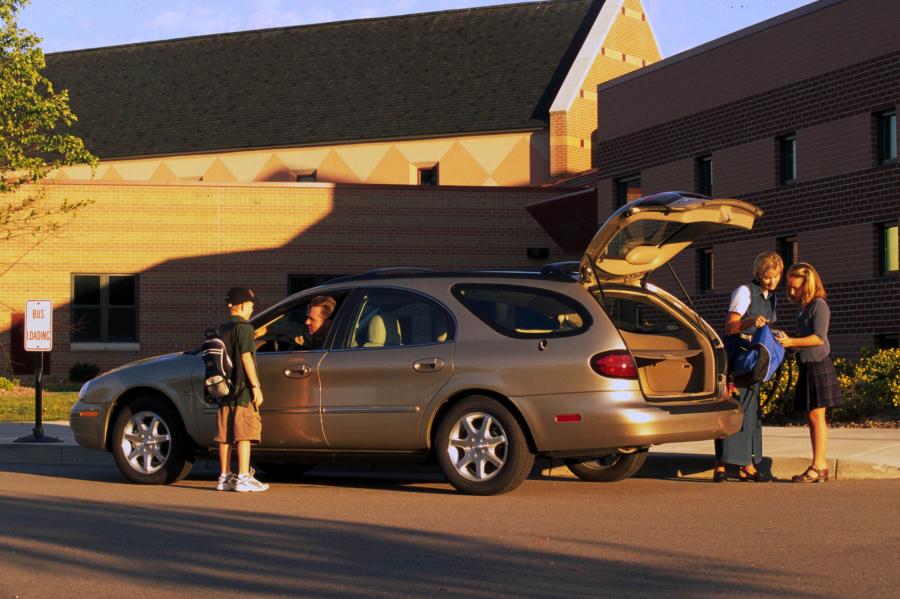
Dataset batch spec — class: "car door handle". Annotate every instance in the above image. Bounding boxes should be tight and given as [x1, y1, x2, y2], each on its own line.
[283, 364, 312, 378]
[412, 358, 444, 373]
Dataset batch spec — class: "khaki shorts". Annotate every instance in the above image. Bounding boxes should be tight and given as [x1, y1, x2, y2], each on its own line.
[215, 403, 262, 444]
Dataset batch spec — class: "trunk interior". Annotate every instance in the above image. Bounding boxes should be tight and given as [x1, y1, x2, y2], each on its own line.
[598, 286, 716, 398]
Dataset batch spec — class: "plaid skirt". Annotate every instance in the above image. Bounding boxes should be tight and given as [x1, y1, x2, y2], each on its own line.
[794, 358, 844, 412]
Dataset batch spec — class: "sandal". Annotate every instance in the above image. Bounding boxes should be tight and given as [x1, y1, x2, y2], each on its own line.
[791, 466, 829, 483]
[712, 468, 727, 483]
[738, 467, 773, 482]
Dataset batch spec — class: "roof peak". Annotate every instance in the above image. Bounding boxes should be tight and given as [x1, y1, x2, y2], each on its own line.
[47, 0, 589, 57]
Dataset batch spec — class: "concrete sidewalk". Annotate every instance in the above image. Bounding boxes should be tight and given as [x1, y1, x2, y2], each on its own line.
[1, 421, 899, 480]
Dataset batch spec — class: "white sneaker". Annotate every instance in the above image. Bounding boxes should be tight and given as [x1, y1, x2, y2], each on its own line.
[235, 472, 269, 493]
[216, 473, 237, 491]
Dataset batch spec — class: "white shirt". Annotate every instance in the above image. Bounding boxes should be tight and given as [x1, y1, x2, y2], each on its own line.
[728, 284, 776, 322]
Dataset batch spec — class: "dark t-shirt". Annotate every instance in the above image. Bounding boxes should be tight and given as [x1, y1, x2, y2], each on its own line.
[796, 298, 831, 363]
[229, 315, 256, 406]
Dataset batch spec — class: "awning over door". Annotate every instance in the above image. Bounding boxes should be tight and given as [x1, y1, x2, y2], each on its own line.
[525, 187, 597, 253]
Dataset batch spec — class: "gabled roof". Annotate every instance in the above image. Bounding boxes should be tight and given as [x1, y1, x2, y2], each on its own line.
[45, 0, 603, 160]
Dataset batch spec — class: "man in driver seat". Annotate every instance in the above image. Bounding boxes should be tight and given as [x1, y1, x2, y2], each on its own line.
[295, 295, 336, 349]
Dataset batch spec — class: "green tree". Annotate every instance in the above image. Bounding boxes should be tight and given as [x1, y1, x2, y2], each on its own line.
[1, 0, 97, 242]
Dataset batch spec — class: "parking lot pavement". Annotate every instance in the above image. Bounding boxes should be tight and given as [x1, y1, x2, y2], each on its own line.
[1, 421, 899, 480]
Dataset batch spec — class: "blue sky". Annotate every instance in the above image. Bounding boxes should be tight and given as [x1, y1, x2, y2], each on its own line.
[21, 0, 816, 58]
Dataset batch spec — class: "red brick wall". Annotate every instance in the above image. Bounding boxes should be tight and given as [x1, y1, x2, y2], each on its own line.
[593, 11, 899, 357]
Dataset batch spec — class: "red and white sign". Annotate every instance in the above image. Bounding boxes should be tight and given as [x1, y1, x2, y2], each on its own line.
[24, 300, 53, 351]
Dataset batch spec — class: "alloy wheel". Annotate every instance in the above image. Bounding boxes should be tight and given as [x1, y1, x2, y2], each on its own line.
[120, 410, 172, 475]
[445, 412, 508, 481]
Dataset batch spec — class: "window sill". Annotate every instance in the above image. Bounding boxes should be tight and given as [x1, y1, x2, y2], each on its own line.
[71, 342, 140, 352]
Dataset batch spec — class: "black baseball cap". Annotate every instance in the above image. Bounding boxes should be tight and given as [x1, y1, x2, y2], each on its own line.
[225, 286, 256, 306]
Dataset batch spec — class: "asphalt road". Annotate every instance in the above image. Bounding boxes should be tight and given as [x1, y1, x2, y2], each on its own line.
[0, 466, 897, 598]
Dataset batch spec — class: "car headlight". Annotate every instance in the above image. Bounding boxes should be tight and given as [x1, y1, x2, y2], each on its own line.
[78, 379, 93, 401]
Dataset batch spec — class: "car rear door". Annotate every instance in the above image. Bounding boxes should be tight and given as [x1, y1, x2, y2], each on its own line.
[319, 287, 456, 450]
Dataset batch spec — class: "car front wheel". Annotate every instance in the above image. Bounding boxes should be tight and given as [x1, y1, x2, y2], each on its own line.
[111, 397, 192, 485]
[564, 451, 647, 482]
[435, 396, 534, 495]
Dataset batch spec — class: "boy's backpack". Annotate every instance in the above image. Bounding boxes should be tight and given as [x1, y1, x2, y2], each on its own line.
[200, 323, 245, 404]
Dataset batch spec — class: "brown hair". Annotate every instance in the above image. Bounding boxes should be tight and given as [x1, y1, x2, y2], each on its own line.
[786, 262, 827, 306]
[752, 251, 784, 282]
[309, 295, 336, 318]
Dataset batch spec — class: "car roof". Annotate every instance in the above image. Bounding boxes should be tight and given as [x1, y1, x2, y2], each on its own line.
[325, 263, 581, 286]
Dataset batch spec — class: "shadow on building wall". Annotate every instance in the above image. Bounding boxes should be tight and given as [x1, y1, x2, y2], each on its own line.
[1, 182, 574, 377]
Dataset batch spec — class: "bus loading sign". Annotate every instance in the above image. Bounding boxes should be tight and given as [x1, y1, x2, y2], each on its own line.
[24, 300, 52, 351]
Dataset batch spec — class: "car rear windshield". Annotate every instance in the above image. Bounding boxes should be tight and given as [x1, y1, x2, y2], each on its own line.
[452, 284, 591, 339]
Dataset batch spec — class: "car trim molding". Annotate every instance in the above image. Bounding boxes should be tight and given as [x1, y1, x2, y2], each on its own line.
[323, 406, 421, 414]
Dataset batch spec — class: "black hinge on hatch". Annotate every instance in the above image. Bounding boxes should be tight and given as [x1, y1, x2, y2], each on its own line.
[665, 262, 694, 307]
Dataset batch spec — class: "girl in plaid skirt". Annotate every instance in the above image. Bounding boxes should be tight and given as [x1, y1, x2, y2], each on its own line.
[778, 263, 843, 483]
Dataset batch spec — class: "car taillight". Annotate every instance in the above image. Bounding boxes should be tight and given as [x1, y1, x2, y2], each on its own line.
[590, 350, 637, 379]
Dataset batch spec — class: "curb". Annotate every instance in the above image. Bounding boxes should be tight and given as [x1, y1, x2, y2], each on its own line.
[2, 444, 898, 480]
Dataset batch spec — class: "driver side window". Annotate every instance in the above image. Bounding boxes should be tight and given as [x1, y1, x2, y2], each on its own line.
[256, 292, 345, 352]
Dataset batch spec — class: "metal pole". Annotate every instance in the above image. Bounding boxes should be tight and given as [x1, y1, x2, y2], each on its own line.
[33, 352, 44, 438]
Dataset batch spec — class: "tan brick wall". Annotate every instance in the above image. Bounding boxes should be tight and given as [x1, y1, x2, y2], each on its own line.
[551, 0, 661, 178]
[57, 130, 550, 187]
[0, 182, 564, 377]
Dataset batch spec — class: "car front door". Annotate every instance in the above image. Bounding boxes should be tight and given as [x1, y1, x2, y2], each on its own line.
[253, 298, 333, 449]
[320, 287, 456, 450]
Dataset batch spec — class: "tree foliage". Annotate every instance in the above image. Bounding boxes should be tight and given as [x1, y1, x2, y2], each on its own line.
[1, 0, 97, 241]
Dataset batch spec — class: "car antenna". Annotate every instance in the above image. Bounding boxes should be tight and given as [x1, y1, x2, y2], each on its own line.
[666, 262, 693, 306]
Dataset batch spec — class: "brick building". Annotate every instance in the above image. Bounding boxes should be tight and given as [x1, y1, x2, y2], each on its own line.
[2, 0, 663, 376]
[581, 0, 898, 357]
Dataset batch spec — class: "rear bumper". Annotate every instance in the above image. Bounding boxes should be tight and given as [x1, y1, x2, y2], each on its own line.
[511, 390, 743, 455]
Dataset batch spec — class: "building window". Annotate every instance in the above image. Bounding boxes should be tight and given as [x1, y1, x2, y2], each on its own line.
[696, 155, 713, 196]
[778, 134, 797, 185]
[418, 165, 439, 186]
[614, 175, 641, 208]
[71, 274, 138, 343]
[296, 169, 317, 183]
[698, 248, 714, 292]
[880, 223, 898, 275]
[778, 235, 798, 269]
[780, 136, 797, 183]
[876, 109, 897, 164]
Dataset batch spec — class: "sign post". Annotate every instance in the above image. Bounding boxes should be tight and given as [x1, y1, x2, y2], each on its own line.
[15, 300, 61, 444]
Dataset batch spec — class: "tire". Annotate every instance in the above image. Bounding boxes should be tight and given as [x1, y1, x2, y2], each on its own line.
[435, 396, 534, 495]
[253, 461, 315, 480]
[564, 451, 648, 482]
[111, 397, 192, 485]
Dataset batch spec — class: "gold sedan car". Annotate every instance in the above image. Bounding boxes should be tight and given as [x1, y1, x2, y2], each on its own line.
[71, 192, 758, 494]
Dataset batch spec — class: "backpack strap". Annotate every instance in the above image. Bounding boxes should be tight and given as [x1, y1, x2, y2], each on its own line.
[224, 321, 254, 403]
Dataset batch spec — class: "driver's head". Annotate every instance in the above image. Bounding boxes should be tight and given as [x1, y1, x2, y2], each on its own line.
[306, 295, 336, 335]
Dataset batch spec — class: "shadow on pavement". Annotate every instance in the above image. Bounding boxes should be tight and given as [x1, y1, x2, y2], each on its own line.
[0, 492, 813, 597]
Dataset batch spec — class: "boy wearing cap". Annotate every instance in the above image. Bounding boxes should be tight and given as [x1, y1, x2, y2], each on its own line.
[215, 286, 269, 492]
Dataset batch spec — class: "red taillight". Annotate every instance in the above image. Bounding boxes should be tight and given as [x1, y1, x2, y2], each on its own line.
[591, 350, 637, 379]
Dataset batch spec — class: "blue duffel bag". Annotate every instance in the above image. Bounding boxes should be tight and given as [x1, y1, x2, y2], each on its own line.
[733, 324, 786, 383]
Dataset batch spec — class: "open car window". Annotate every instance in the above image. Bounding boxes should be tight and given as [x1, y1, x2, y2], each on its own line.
[255, 290, 349, 352]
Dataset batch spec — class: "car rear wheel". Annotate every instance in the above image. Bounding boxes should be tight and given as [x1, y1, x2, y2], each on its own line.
[435, 396, 534, 495]
[564, 451, 647, 482]
[111, 397, 192, 485]
[253, 461, 315, 480]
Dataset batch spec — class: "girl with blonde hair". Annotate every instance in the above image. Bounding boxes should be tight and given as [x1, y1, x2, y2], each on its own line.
[715, 251, 783, 482]
[778, 262, 843, 483]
